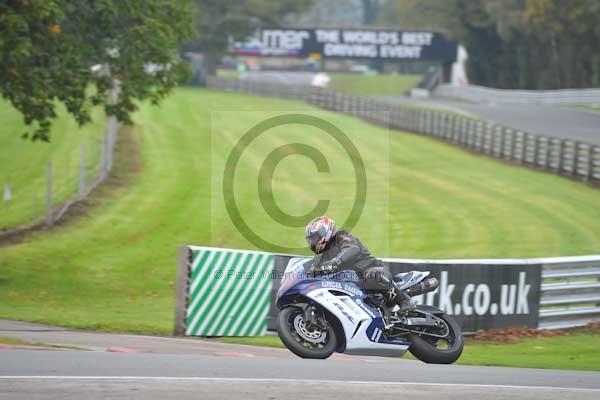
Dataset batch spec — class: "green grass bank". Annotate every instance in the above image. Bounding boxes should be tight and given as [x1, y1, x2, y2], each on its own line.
[1, 88, 600, 334]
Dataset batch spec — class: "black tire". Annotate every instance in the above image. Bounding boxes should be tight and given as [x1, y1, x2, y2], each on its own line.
[408, 313, 463, 364]
[277, 306, 337, 359]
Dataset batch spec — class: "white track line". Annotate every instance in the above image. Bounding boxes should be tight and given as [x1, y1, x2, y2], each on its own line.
[0, 377, 599, 392]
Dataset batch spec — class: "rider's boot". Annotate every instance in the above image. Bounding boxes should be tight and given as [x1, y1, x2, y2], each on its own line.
[385, 284, 415, 314]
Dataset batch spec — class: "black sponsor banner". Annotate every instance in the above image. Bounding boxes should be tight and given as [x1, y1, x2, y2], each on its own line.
[385, 261, 542, 332]
[268, 256, 542, 332]
[232, 28, 458, 62]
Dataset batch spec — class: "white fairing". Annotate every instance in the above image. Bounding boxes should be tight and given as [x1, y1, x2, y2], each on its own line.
[282, 257, 309, 282]
[305, 288, 408, 357]
[395, 271, 430, 290]
[281, 257, 411, 357]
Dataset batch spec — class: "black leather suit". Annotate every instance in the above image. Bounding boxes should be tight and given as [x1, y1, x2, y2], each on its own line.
[311, 230, 394, 293]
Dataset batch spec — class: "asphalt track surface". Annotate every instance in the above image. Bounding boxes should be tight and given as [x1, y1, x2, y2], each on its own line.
[240, 71, 600, 145]
[381, 96, 600, 145]
[1, 320, 599, 399]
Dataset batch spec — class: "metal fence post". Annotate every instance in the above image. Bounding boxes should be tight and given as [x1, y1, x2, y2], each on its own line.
[3, 180, 11, 202]
[544, 137, 551, 169]
[508, 129, 516, 160]
[583, 143, 592, 181]
[533, 136, 540, 166]
[558, 139, 566, 173]
[425, 110, 432, 135]
[107, 115, 117, 172]
[499, 127, 507, 158]
[473, 121, 481, 150]
[466, 118, 475, 146]
[427, 111, 434, 136]
[591, 145, 600, 181]
[574, 141, 582, 177]
[45, 161, 53, 227]
[522, 133, 531, 164]
[453, 117, 461, 143]
[78, 142, 86, 199]
[483, 122, 490, 152]
[515, 131, 523, 163]
[101, 128, 108, 179]
[461, 117, 468, 144]
[567, 140, 576, 175]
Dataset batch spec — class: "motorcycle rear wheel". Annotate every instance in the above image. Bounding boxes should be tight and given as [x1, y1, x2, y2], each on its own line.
[277, 306, 337, 359]
[408, 313, 463, 364]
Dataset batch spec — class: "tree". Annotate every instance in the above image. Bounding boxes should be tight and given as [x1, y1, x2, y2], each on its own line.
[361, 0, 380, 25]
[381, 0, 600, 89]
[0, 0, 194, 141]
[381, 0, 461, 34]
[291, 0, 363, 27]
[189, 0, 313, 76]
[522, 0, 600, 89]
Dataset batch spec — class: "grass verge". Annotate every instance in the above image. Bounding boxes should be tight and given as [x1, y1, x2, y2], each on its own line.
[329, 72, 421, 96]
[215, 70, 421, 97]
[0, 335, 86, 350]
[458, 333, 600, 371]
[220, 332, 600, 371]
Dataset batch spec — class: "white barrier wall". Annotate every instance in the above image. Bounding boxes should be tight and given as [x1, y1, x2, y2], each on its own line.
[175, 246, 600, 335]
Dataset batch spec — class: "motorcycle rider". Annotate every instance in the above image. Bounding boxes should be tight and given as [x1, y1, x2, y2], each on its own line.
[305, 215, 409, 309]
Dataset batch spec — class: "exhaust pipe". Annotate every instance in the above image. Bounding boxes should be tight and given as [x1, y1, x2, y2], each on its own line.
[405, 277, 439, 297]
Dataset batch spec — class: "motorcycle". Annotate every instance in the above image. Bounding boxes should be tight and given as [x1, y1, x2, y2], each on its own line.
[276, 257, 464, 363]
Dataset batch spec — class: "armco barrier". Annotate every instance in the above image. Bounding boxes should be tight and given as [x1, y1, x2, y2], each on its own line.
[538, 255, 600, 329]
[206, 77, 600, 186]
[175, 246, 600, 336]
[435, 84, 600, 105]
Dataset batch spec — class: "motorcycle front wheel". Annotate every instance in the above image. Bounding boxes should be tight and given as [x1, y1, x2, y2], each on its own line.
[408, 313, 464, 364]
[277, 306, 337, 359]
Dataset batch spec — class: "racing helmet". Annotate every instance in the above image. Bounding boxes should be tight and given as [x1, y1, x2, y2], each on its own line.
[305, 216, 336, 254]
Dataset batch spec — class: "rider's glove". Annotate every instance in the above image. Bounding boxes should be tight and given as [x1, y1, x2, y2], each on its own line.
[319, 264, 337, 274]
[313, 257, 341, 275]
[330, 257, 342, 267]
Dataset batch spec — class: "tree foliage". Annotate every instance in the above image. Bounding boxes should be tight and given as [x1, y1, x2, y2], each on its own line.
[382, 0, 600, 89]
[0, 0, 194, 141]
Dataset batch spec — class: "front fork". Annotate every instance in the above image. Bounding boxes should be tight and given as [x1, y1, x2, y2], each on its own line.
[298, 303, 328, 331]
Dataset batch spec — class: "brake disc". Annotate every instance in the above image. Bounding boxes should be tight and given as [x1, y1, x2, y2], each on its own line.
[293, 314, 327, 344]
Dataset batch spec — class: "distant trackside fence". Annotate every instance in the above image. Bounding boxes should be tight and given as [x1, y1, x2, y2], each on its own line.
[0, 87, 119, 235]
[435, 84, 600, 105]
[174, 245, 600, 336]
[206, 77, 600, 186]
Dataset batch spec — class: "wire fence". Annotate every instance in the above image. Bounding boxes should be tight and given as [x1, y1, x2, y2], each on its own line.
[1, 96, 118, 233]
[206, 77, 600, 185]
